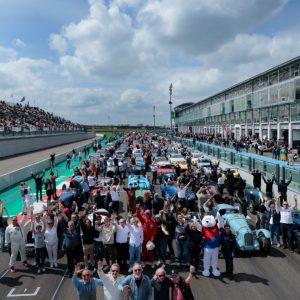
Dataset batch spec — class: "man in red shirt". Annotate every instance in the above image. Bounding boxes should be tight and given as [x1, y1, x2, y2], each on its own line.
[136, 204, 157, 267]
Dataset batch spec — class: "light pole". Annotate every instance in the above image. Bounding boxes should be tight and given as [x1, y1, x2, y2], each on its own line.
[169, 83, 173, 131]
[153, 105, 156, 130]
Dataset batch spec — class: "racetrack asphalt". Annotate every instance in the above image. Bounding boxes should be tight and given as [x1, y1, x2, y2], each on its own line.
[0, 144, 300, 300]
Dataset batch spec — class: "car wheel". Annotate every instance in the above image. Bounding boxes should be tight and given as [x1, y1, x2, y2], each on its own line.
[295, 236, 300, 254]
[258, 236, 270, 254]
[249, 200, 256, 214]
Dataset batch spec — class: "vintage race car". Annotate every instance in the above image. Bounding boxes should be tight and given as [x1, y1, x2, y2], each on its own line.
[216, 204, 271, 253]
[191, 153, 202, 165]
[160, 182, 177, 198]
[128, 174, 151, 190]
[128, 174, 152, 197]
[157, 162, 176, 183]
[168, 153, 186, 165]
[135, 156, 146, 167]
[150, 156, 169, 172]
[197, 155, 211, 169]
[293, 211, 300, 254]
[178, 160, 188, 171]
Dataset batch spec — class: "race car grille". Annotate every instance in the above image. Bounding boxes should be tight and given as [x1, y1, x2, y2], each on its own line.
[244, 233, 253, 246]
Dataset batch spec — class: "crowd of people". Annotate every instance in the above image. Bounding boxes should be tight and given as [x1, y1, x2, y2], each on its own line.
[0, 100, 82, 133]
[1, 131, 299, 300]
[176, 131, 300, 163]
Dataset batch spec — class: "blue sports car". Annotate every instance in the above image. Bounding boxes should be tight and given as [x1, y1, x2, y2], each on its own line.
[216, 204, 271, 253]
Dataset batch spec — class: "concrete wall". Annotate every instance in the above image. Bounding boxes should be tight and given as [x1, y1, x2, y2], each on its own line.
[0, 142, 92, 191]
[0, 132, 95, 158]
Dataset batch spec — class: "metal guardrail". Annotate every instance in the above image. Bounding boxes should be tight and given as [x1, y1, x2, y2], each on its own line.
[175, 137, 300, 194]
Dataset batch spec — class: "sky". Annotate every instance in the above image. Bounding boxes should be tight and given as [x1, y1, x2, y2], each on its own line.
[0, 0, 300, 126]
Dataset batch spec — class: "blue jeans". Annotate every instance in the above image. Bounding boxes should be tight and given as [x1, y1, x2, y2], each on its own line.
[0, 227, 5, 251]
[156, 238, 167, 263]
[35, 247, 46, 268]
[269, 223, 280, 243]
[129, 244, 141, 268]
[176, 238, 189, 264]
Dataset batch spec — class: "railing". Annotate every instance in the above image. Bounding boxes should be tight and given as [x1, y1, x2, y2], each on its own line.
[0, 126, 86, 137]
[175, 137, 300, 194]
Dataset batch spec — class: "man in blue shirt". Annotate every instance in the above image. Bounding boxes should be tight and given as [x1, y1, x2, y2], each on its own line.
[72, 263, 103, 300]
[118, 263, 152, 300]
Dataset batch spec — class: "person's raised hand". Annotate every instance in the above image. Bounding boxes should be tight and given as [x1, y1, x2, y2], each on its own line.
[97, 260, 103, 271]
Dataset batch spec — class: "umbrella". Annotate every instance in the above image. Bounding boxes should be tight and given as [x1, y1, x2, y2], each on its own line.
[94, 208, 109, 216]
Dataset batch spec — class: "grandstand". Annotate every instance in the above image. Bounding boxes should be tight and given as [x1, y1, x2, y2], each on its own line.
[0, 101, 84, 136]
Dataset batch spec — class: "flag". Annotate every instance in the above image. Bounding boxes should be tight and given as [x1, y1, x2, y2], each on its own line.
[20, 96, 25, 102]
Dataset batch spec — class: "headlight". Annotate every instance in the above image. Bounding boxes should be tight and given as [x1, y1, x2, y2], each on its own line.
[254, 241, 260, 250]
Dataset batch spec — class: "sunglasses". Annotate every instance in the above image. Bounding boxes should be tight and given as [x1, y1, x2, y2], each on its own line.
[283, 204, 288, 206]
[133, 269, 141, 272]
[111, 270, 119, 273]
[158, 274, 165, 277]
[82, 274, 90, 277]
[48, 222, 53, 225]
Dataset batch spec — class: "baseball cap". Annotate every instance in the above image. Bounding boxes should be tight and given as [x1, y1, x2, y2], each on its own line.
[145, 209, 151, 215]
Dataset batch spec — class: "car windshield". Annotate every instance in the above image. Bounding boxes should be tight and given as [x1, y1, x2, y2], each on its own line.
[170, 154, 183, 158]
[198, 158, 210, 163]
[159, 164, 173, 169]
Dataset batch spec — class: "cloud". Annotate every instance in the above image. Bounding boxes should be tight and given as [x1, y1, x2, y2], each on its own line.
[0, 45, 17, 62]
[2, 0, 300, 126]
[49, 34, 68, 55]
[136, 0, 287, 56]
[52, 0, 141, 80]
[12, 38, 26, 49]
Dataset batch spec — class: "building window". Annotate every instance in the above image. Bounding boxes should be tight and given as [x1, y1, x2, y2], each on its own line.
[260, 89, 268, 106]
[253, 108, 260, 123]
[270, 86, 278, 105]
[291, 103, 300, 121]
[246, 94, 252, 109]
[261, 108, 269, 123]
[269, 106, 278, 122]
[221, 103, 225, 114]
[246, 110, 253, 123]
[295, 79, 300, 101]
[240, 111, 246, 122]
[278, 104, 289, 122]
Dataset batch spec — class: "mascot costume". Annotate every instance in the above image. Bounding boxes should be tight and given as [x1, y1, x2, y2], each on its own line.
[201, 213, 222, 277]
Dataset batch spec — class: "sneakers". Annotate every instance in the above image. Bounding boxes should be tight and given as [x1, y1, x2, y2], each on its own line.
[128, 267, 133, 273]
[42, 268, 46, 272]
[37, 269, 41, 274]
[54, 263, 58, 267]
[276, 243, 281, 248]
[10, 266, 16, 273]
[50, 263, 54, 268]
[22, 260, 28, 267]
